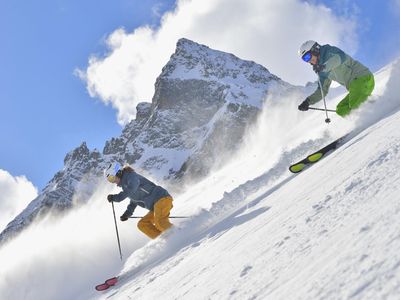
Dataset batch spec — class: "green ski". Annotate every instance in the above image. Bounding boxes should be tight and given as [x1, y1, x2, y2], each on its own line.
[289, 135, 347, 173]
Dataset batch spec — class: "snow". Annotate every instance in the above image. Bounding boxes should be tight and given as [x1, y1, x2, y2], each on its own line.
[134, 144, 192, 178]
[96, 59, 400, 300]
[0, 58, 400, 300]
[165, 38, 281, 108]
[98, 114, 400, 300]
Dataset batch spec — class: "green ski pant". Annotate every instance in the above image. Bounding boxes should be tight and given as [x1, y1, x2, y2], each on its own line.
[336, 74, 375, 117]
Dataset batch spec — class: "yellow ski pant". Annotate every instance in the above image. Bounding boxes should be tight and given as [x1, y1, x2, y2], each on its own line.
[137, 197, 173, 239]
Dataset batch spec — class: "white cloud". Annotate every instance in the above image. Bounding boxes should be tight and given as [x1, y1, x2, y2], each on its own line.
[0, 169, 38, 231]
[79, 0, 358, 125]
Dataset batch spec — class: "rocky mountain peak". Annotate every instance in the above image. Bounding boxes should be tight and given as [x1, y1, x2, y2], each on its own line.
[64, 142, 90, 165]
[0, 38, 293, 245]
[161, 38, 279, 87]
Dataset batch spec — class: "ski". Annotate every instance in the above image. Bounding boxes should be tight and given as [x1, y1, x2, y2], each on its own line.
[95, 276, 119, 291]
[289, 135, 348, 173]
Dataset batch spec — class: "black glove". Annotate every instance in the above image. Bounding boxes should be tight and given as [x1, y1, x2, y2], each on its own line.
[120, 213, 129, 221]
[313, 63, 325, 74]
[107, 194, 114, 202]
[298, 99, 310, 111]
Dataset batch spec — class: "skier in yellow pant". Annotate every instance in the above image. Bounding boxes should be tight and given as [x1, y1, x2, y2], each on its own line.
[105, 162, 173, 239]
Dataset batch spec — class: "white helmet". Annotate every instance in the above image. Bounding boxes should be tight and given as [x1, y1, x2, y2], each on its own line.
[298, 40, 320, 58]
[104, 162, 121, 183]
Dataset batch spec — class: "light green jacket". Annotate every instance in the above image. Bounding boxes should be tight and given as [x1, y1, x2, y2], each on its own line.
[308, 45, 372, 104]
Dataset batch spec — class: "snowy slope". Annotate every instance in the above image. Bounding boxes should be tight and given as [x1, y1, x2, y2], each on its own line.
[0, 56, 399, 300]
[103, 111, 400, 300]
[91, 61, 400, 300]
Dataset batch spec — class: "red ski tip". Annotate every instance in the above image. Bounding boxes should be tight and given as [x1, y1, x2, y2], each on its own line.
[95, 277, 119, 291]
[95, 283, 110, 291]
[106, 277, 118, 286]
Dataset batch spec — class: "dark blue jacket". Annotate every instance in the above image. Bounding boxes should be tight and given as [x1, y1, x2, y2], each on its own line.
[112, 171, 170, 216]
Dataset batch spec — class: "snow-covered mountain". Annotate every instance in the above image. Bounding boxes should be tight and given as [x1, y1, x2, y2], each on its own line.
[0, 39, 290, 244]
[0, 41, 399, 300]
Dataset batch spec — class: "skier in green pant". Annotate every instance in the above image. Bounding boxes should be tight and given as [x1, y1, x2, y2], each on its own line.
[297, 40, 374, 117]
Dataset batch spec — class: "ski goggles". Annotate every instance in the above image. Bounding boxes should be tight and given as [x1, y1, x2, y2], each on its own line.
[107, 175, 118, 183]
[301, 51, 312, 62]
[95, 277, 118, 291]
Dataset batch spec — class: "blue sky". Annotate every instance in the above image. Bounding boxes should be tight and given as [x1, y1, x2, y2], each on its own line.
[316, 0, 400, 70]
[0, 0, 175, 189]
[1, 0, 399, 190]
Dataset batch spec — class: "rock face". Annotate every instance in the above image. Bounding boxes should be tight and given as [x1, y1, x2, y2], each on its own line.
[0, 143, 103, 242]
[0, 38, 292, 244]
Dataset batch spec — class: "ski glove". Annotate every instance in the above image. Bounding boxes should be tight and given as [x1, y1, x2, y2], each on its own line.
[107, 194, 114, 202]
[120, 212, 130, 221]
[313, 63, 325, 74]
[298, 98, 310, 111]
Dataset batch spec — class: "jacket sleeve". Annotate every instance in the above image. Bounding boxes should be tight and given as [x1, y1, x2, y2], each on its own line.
[112, 190, 129, 202]
[307, 74, 332, 105]
[324, 52, 342, 72]
[123, 202, 137, 217]
[112, 174, 140, 202]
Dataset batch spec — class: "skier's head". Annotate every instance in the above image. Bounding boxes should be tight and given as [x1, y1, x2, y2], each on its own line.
[104, 162, 122, 183]
[298, 40, 320, 63]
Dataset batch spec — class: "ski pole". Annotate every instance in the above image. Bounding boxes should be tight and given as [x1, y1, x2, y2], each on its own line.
[111, 202, 123, 261]
[317, 73, 331, 123]
[128, 216, 189, 219]
[309, 107, 336, 113]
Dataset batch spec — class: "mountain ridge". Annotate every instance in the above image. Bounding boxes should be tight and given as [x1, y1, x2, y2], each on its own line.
[0, 38, 291, 244]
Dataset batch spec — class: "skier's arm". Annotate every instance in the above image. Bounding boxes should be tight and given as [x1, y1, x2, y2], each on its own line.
[120, 202, 136, 221]
[324, 52, 342, 72]
[307, 75, 332, 105]
[111, 190, 128, 202]
[112, 175, 140, 202]
[124, 202, 137, 217]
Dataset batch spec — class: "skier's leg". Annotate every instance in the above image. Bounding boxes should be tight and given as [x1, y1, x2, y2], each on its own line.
[137, 211, 161, 239]
[336, 74, 374, 117]
[348, 74, 375, 111]
[336, 94, 351, 117]
[154, 196, 173, 233]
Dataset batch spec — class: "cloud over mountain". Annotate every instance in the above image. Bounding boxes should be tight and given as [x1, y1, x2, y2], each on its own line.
[79, 0, 357, 124]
